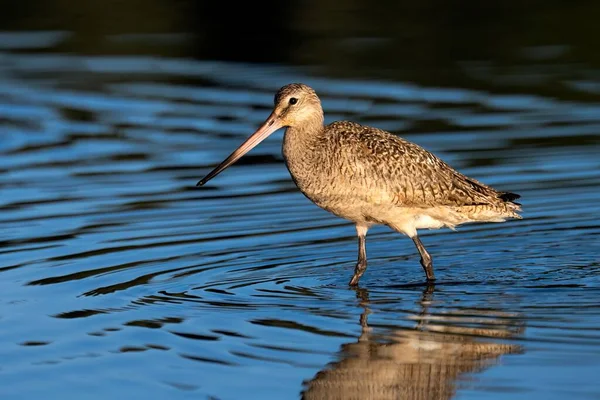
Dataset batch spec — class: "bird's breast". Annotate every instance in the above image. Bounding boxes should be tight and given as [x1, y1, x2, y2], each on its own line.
[282, 133, 392, 223]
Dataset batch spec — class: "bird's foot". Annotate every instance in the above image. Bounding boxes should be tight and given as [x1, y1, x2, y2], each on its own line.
[349, 261, 367, 286]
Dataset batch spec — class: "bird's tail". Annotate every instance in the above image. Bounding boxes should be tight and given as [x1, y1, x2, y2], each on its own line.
[498, 192, 522, 219]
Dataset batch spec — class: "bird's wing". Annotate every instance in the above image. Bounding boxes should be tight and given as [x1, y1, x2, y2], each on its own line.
[332, 122, 515, 208]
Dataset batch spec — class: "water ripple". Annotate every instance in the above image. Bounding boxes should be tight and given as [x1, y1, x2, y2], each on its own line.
[0, 37, 599, 399]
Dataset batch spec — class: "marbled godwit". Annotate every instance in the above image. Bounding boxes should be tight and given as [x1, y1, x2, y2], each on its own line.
[197, 83, 522, 285]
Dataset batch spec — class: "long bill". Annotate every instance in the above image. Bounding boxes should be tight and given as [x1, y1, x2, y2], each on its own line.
[196, 111, 283, 186]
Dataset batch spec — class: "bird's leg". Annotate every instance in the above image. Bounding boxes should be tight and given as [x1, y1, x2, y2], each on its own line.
[412, 236, 436, 281]
[349, 225, 368, 286]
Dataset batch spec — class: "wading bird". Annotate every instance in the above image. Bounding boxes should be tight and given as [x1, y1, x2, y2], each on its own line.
[197, 83, 522, 285]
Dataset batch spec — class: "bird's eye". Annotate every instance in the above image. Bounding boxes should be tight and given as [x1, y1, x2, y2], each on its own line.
[289, 97, 298, 105]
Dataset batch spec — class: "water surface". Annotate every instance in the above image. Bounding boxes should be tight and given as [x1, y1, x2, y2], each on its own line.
[1, 30, 599, 400]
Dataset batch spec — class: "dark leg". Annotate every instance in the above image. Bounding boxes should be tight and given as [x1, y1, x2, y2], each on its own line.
[349, 225, 368, 286]
[412, 236, 435, 281]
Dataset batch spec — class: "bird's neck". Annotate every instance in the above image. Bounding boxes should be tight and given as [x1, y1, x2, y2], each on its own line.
[283, 116, 324, 152]
[282, 116, 325, 170]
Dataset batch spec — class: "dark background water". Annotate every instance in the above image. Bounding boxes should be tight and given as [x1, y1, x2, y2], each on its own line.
[1, 1, 599, 399]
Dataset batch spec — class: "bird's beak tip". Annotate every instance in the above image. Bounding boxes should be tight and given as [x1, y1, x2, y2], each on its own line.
[194, 111, 282, 189]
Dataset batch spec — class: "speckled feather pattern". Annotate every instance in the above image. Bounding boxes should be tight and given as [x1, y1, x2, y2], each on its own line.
[278, 84, 521, 236]
[197, 82, 522, 282]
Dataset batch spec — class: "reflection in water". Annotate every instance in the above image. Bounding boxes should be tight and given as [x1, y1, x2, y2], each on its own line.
[302, 287, 524, 400]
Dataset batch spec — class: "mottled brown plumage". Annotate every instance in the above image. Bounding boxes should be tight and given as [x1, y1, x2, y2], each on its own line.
[197, 83, 522, 285]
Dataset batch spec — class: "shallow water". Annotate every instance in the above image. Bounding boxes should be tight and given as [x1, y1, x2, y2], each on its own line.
[1, 30, 600, 400]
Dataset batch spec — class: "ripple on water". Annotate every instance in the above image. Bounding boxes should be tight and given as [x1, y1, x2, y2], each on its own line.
[0, 39, 599, 399]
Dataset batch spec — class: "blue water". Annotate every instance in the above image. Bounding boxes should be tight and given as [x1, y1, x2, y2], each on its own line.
[0, 29, 599, 399]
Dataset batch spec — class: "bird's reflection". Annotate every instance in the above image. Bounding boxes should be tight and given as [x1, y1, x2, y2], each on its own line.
[302, 285, 524, 400]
